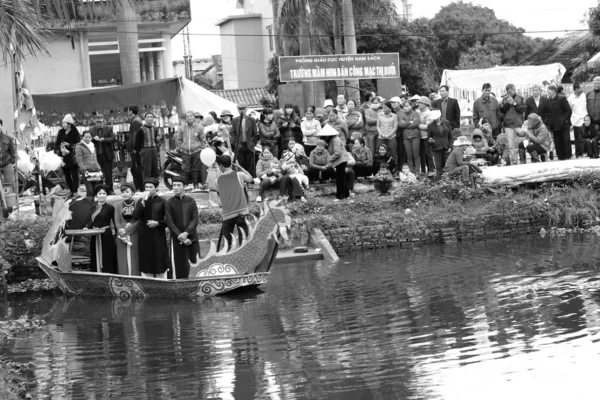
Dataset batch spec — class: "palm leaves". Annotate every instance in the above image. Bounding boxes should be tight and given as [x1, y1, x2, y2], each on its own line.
[0, 0, 48, 62]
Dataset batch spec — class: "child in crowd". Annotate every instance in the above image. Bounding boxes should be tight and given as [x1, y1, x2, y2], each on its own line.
[373, 157, 394, 195]
[373, 143, 396, 176]
[308, 140, 332, 183]
[470, 129, 494, 165]
[398, 163, 417, 184]
[281, 151, 309, 189]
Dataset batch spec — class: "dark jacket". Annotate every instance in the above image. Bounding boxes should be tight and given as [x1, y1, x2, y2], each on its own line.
[373, 144, 396, 175]
[128, 115, 143, 152]
[165, 194, 199, 241]
[432, 97, 461, 129]
[586, 90, 600, 123]
[581, 123, 600, 140]
[90, 124, 116, 161]
[55, 127, 81, 168]
[545, 95, 572, 131]
[427, 120, 453, 151]
[397, 109, 421, 139]
[276, 114, 301, 141]
[0, 132, 16, 168]
[75, 142, 101, 173]
[473, 96, 501, 130]
[231, 115, 259, 149]
[525, 96, 551, 122]
[500, 94, 526, 128]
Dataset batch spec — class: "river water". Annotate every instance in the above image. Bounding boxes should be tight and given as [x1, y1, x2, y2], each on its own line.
[3, 234, 600, 399]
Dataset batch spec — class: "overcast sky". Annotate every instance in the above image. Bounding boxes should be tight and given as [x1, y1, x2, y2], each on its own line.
[171, 0, 598, 61]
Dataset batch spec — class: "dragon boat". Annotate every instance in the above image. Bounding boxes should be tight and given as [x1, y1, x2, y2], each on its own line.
[36, 199, 290, 299]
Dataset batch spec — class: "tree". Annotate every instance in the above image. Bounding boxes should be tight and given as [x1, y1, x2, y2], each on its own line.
[193, 74, 214, 90]
[357, 19, 439, 95]
[266, 55, 281, 96]
[430, 2, 548, 69]
[0, 0, 48, 62]
[457, 43, 502, 69]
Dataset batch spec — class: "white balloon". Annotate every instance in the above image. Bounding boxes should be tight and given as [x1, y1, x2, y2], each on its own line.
[200, 148, 217, 167]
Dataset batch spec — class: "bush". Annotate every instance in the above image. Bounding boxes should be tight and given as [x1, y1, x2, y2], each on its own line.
[392, 179, 486, 209]
[0, 218, 52, 280]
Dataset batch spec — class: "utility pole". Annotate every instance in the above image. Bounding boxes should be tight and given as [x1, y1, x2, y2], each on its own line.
[183, 26, 193, 80]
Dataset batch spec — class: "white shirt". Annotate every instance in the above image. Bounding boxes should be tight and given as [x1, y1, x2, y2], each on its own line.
[568, 92, 587, 127]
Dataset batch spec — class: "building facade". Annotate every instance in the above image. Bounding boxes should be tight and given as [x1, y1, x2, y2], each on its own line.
[216, 0, 276, 90]
[0, 0, 190, 130]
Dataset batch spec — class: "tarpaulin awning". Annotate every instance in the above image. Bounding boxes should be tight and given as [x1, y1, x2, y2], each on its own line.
[33, 78, 180, 114]
[32, 77, 238, 117]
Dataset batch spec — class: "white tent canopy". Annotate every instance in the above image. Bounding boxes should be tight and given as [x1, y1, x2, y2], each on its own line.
[440, 63, 566, 102]
[179, 77, 238, 115]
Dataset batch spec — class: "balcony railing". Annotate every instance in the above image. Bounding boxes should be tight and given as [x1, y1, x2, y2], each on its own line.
[40, 0, 190, 26]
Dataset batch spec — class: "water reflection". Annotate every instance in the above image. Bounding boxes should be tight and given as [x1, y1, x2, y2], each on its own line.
[3, 234, 600, 399]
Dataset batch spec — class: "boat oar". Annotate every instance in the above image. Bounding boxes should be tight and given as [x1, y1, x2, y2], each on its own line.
[170, 238, 177, 280]
[126, 235, 132, 276]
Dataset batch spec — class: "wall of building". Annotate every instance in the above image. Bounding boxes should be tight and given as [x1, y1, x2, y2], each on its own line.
[242, 0, 275, 82]
[231, 18, 265, 89]
[0, 34, 88, 131]
[219, 22, 240, 90]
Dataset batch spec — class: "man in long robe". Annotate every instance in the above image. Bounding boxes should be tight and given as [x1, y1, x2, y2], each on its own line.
[129, 177, 168, 279]
[165, 176, 199, 279]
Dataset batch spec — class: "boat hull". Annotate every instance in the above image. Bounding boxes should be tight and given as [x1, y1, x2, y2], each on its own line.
[37, 258, 269, 299]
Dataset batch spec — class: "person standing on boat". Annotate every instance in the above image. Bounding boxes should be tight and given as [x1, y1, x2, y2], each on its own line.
[129, 177, 168, 279]
[165, 176, 199, 279]
[114, 182, 140, 276]
[88, 184, 117, 274]
[215, 155, 253, 251]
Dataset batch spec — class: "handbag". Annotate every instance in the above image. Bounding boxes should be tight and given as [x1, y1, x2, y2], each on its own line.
[86, 171, 103, 182]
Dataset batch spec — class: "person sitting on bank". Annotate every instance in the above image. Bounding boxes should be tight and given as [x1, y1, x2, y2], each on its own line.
[444, 136, 477, 184]
[399, 163, 417, 184]
[215, 155, 254, 251]
[165, 176, 199, 279]
[255, 145, 281, 203]
[373, 143, 396, 176]
[351, 138, 373, 179]
[129, 177, 168, 279]
[470, 129, 494, 165]
[518, 113, 552, 163]
[308, 140, 333, 183]
[75, 131, 103, 199]
[581, 115, 600, 158]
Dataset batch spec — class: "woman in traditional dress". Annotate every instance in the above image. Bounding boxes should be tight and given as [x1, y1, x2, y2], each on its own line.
[88, 184, 117, 274]
[114, 182, 140, 276]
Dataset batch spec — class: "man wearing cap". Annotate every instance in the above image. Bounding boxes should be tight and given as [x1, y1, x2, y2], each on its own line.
[518, 113, 552, 163]
[314, 107, 326, 128]
[218, 109, 234, 149]
[90, 114, 116, 194]
[432, 85, 461, 130]
[473, 83, 501, 136]
[323, 99, 334, 114]
[409, 94, 421, 111]
[335, 94, 348, 120]
[177, 110, 205, 189]
[134, 112, 160, 180]
[129, 177, 168, 279]
[127, 105, 144, 191]
[499, 83, 526, 149]
[194, 112, 203, 122]
[215, 155, 254, 251]
[231, 102, 259, 177]
[165, 176, 199, 279]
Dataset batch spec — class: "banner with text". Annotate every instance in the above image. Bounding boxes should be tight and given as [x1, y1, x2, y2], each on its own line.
[279, 53, 400, 82]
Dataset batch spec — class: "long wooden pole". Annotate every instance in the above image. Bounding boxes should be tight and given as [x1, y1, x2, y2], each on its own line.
[10, 39, 20, 215]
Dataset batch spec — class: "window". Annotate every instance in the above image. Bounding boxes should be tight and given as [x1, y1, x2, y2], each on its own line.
[267, 25, 273, 52]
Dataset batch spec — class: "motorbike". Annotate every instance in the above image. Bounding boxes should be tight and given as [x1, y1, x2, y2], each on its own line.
[162, 149, 183, 190]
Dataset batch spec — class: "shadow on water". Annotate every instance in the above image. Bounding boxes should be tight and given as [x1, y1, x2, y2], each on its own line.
[3, 234, 600, 399]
